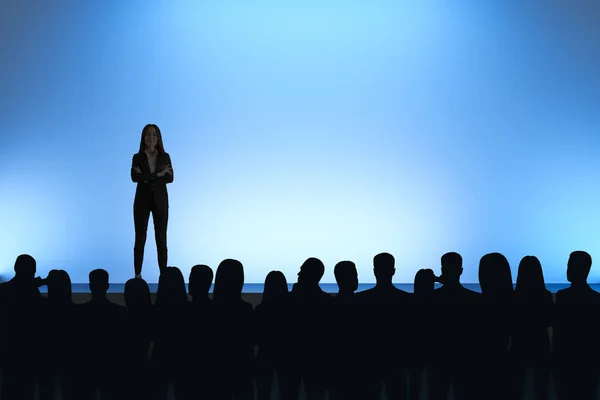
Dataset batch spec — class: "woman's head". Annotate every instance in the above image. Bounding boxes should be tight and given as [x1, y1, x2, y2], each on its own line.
[125, 277, 152, 311]
[479, 253, 514, 298]
[156, 267, 188, 307]
[213, 259, 245, 303]
[515, 256, 546, 294]
[47, 269, 72, 303]
[139, 124, 165, 153]
[262, 270, 288, 305]
[414, 268, 436, 295]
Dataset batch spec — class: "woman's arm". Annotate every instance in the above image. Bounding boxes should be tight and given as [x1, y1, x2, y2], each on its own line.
[131, 154, 174, 183]
[131, 155, 154, 183]
[153, 153, 174, 184]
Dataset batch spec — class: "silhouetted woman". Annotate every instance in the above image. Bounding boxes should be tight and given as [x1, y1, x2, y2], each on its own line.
[150, 267, 189, 400]
[408, 268, 436, 400]
[477, 253, 515, 400]
[38, 270, 79, 400]
[131, 124, 174, 278]
[256, 271, 290, 400]
[212, 259, 255, 400]
[124, 278, 153, 400]
[510, 256, 553, 400]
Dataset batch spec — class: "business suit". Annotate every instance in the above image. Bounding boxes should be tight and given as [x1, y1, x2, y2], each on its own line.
[131, 151, 173, 275]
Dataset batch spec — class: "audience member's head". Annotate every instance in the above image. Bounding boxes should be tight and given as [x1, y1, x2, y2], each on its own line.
[414, 268, 436, 295]
[479, 253, 513, 299]
[262, 270, 288, 305]
[213, 259, 245, 303]
[297, 257, 325, 286]
[125, 278, 151, 311]
[515, 256, 546, 295]
[189, 264, 213, 298]
[89, 269, 109, 296]
[156, 266, 188, 307]
[373, 252, 395, 284]
[47, 269, 72, 303]
[567, 251, 592, 285]
[441, 252, 463, 284]
[14, 254, 36, 278]
[334, 261, 358, 293]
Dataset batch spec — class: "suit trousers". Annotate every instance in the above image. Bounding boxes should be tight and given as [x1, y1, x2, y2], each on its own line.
[134, 192, 168, 275]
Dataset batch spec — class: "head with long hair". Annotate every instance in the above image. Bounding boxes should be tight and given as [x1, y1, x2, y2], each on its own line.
[125, 277, 152, 311]
[515, 256, 547, 295]
[213, 259, 245, 303]
[479, 253, 514, 300]
[47, 269, 72, 304]
[138, 124, 165, 154]
[262, 270, 288, 305]
[414, 268, 436, 296]
[156, 267, 188, 307]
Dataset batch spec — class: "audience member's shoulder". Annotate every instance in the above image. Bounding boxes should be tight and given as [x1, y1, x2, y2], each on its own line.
[241, 299, 254, 312]
[355, 287, 376, 301]
[555, 288, 569, 299]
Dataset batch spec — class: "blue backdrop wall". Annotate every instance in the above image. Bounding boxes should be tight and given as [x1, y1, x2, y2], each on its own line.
[1, 0, 600, 284]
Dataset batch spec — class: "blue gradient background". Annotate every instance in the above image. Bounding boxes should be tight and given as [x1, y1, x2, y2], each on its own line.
[1, 1, 600, 284]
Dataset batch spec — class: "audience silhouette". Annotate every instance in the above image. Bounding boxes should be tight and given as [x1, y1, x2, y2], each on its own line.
[408, 268, 436, 400]
[429, 252, 481, 400]
[356, 253, 412, 400]
[477, 253, 515, 400]
[212, 259, 255, 400]
[330, 261, 359, 400]
[123, 277, 153, 400]
[3, 250, 600, 400]
[511, 256, 553, 400]
[187, 264, 216, 400]
[256, 271, 290, 400]
[0, 254, 43, 400]
[151, 266, 190, 400]
[288, 257, 334, 400]
[552, 251, 600, 400]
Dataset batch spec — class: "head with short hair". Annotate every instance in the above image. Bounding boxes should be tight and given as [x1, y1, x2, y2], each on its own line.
[14, 254, 36, 278]
[334, 261, 358, 293]
[189, 264, 214, 298]
[373, 252, 395, 283]
[89, 269, 109, 296]
[567, 251, 592, 284]
[297, 257, 325, 286]
[441, 252, 463, 283]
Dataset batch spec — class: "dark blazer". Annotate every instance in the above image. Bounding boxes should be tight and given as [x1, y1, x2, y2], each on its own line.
[131, 152, 174, 204]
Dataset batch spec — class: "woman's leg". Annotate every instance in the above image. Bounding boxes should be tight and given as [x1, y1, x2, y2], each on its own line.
[134, 199, 152, 276]
[152, 197, 169, 273]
